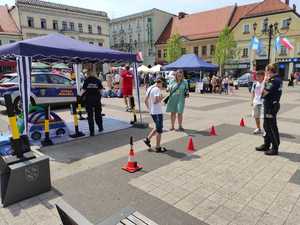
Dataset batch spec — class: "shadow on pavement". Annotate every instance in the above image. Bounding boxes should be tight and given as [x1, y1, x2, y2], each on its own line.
[279, 152, 300, 163]
[40, 127, 150, 163]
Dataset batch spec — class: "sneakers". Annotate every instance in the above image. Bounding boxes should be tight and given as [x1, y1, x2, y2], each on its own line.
[155, 147, 167, 153]
[253, 128, 262, 135]
[143, 138, 151, 148]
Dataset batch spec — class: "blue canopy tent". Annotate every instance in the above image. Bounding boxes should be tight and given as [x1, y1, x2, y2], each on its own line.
[0, 34, 141, 134]
[163, 53, 218, 71]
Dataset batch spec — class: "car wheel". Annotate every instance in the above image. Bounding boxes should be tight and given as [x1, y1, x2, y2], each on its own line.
[56, 128, 66, 136]
[31, 131, 42, 141]
[13, 97, 36, 114]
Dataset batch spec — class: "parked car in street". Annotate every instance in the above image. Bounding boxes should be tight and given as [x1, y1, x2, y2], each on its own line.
[237, 73, 253, 87]
[0, 72, 77, 113]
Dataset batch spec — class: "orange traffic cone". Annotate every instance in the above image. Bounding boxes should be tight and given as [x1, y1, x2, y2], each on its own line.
[122, 137, 143, 173]
[210, 125, 217, 136]
[186, 136, 195, 152]
[240, 118, 245, 127]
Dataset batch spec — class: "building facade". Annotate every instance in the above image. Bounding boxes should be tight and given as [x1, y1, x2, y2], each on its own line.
[10, 0, 110, 47]
[155, 6, 235, 65]
[230, 0, 300, 79]
[110, 8, 173, 65]
[0, 5, 22, 76]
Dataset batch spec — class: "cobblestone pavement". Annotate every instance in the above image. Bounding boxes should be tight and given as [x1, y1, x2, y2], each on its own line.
[130, 133, 300, 225]
[0, 84, 299, 225]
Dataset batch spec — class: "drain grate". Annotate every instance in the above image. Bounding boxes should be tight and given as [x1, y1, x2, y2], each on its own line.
[118, 211, 158, 225]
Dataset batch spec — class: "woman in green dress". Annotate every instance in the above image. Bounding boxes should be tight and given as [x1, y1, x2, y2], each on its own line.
[166, 70, 189, 131]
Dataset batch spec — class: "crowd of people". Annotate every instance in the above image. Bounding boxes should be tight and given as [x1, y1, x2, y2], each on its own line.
[78, 63, 286, 157]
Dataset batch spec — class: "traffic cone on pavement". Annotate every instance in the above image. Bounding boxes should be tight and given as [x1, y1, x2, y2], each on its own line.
[186, 136, 195, 152]
[122, 136, 143, 173]
[210, 125, 217, 136]
[240, 118, 246, 127]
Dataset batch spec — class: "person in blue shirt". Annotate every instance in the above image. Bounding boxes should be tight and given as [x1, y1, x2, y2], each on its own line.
[82, 71, 103, 136]
[256, 63, 282, 156]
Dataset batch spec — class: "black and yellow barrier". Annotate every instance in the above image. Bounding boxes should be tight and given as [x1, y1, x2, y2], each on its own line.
[129, 96, 137, 124]
[41, 105, 53, 146]
[129, 96, 148, 129]
[77, 95, 86, 120]
[4, 95, 23, 158]
[70, 102, 85, 138]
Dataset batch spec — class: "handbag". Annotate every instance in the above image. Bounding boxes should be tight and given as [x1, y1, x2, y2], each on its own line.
[163, 81, 183, 105]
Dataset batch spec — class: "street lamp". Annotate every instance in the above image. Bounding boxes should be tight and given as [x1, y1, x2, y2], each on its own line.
[253, 17, 292, 64]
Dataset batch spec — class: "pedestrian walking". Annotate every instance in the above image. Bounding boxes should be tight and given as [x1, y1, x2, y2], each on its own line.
[251, 70, 265, 135]
[120, 66, 134, 111]
[256, 63, 282, 155]
[81, 70, 104, 136]
[144, 78, 166, 153]
[166, 69, 189, 131]
[222, 76, 229, 95]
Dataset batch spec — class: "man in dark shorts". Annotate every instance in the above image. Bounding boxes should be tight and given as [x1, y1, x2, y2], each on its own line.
[144, 78, 166, 153]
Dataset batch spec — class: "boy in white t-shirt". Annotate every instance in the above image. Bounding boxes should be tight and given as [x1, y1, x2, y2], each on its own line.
[251, 70, 265, 134]
[144, 78, 166, 153]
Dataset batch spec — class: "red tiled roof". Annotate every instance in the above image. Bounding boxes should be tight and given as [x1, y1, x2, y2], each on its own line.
[156, 6, 235, 45]
[229, 3, 259, 27]
[245, 0, 292, 18]
[156, 0, 294, 45]
[0, 5, 20, 35]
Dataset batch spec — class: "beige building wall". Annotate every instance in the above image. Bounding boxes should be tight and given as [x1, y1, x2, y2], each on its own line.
[10, 3, 110, 47]
[231, 11, 300, 78]
[156, 38, 218, 63]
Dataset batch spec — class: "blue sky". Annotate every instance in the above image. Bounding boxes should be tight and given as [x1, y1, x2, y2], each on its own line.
[3, 0, 300, 18]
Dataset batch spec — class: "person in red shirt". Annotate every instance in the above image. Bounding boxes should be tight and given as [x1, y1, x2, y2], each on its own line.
[121, 66, 134, 111]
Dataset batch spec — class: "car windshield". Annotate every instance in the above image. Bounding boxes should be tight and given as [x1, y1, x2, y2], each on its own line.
[239, 74, 250, 80]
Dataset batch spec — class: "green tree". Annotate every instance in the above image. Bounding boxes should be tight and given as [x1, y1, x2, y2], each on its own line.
[166, 34, 183, 62]
[213, 26, 236, 75]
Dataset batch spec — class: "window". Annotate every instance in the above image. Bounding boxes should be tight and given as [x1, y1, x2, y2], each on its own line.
[158, 49, 162, 58]
[242, 48, 249, 58]
[31, 74, 49, 84]
[9, 40, 15, 43]
[280, 46, 287, 56]
[262, 18, 268, 32]
[193, 47, 199, 55]
[70, 22, 75, 31]
[78, 23, 83, 33]
[243, 24, 250, 34]
[98, 42, 103, 46]
[53, 20, 58, 30]
[163, 49, 167, 58]
[40, 18, 47, 29]
[89, 41, 94, 45]
[202, 46, 207, 56]
[282, 19, 290, 29]
[97, 25, 102, 34]
[147, 18, 152, 23]
[62, 21, 67, 31]
[181, 48, 186, 55]
[210, 45, 215, 55]
[88, 25, 93, 34]
[27, 17, 34, 28]
[49, 75, 72, 85]
[0, 40, 2, 45]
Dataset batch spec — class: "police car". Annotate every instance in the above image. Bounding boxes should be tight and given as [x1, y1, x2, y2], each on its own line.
[0, 72, 77, 113]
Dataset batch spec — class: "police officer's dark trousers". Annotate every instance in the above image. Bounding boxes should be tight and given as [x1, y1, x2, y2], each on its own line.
[86, 103, 103, 134]
[263, 102, 280, 151]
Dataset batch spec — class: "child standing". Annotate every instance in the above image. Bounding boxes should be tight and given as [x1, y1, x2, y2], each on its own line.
[251, 70, 265, 135]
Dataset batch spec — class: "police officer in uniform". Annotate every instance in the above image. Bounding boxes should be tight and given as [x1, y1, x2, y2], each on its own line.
[82, 71, 103, 136]
[256, 63, 282, 155]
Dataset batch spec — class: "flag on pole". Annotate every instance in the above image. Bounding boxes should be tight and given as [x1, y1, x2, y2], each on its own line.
[280, 37, 294, 50]
[274, 36, 281, 51]
[250, 36, 260, 50]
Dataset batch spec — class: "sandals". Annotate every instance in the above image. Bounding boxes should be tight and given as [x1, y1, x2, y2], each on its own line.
[155, 147, 167, 153]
